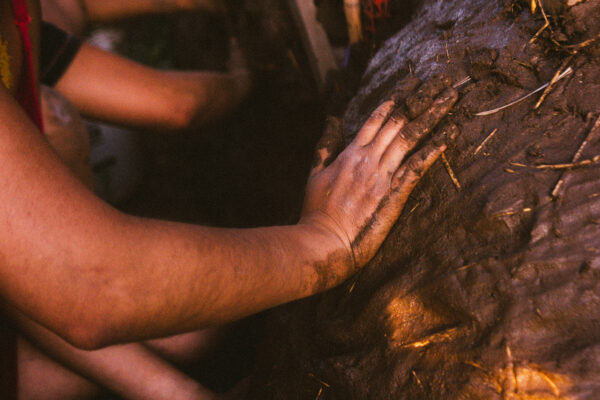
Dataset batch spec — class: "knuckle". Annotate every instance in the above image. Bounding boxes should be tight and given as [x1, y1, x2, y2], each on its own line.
[399, 124, 420, 142]
[388, 112, 408, 125]
[406, 156, 425, 176]
[370, 110, 389, 120]
[395, 129, 410, 143]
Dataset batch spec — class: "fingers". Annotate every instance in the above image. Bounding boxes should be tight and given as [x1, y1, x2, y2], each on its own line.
[391, 122, 459, 191]
[368, 107, 409, 153]
[310, 116, 343, 176]
[379, 87, 458, 171]
[390, 75, 422, 104]
[362, 74, 453, 155]
[405, 73, 453, 119]
[351, 133, 451, 263]
[391, 138, 447, 194]
[354, 100, 395, 146]
[430, 121, 460, 147]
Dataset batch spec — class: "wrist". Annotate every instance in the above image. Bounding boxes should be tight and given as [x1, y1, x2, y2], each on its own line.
[296, 216, 355, 294]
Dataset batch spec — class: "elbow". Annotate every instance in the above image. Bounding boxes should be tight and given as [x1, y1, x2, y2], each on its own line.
[62, 323, 106, 351]
[60, 314, 113, 350]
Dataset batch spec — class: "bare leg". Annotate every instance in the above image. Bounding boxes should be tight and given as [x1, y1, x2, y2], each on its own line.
[12, 308, 219, 400]
[18, 337, 101, 400]
[144, 328, 222, 366]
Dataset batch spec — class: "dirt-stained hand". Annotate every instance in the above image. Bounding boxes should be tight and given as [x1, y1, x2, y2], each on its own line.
[300, 79, 459, 288]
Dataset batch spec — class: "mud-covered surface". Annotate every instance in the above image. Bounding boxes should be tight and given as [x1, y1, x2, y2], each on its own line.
[246, 1, 600, 398]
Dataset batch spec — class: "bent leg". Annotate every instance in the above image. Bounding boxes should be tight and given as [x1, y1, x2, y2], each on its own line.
[18, 337, 101, 400]
[144, 328, 222, 366]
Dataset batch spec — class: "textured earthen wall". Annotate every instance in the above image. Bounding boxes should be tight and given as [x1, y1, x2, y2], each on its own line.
[248, 1, 600, 398]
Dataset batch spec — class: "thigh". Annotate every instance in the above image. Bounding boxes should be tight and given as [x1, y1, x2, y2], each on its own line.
[17, 337, 100, 400]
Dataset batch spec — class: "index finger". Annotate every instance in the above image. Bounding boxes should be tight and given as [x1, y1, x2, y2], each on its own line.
[380, 87, 458, 170]
[353, 100, 395, 146]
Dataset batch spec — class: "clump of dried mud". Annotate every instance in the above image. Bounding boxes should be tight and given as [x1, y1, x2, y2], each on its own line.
[244, 0, 600, 398]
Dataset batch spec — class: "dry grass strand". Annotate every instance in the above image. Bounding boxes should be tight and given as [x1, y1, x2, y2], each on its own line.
[441, 151, 461, 190]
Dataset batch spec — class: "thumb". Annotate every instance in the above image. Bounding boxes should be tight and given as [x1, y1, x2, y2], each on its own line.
[310, 116, 344, 176]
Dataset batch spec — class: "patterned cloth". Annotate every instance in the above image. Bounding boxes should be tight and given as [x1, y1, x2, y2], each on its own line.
[0, 34, 13, 89]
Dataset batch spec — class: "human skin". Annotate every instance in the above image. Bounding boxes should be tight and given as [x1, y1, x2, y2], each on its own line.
[5, 1, 455, 398]
[41, 0, 225, 36]
[0, 0, 458, 353]
[10, 304, 214, 400]
[82, 0, 226, 19]
[53, 42, 250, 131]
[41, 0, 249, 132]
[4, 3, 233, 398]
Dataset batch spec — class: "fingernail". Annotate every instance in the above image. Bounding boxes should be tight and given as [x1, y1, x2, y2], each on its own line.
[432, 123, 459, 145]
[434, 87, 458, 104]
[389, 107, 408, 122]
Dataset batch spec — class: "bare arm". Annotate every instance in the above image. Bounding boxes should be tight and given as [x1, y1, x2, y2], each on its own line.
[83, 0, 225, 21]
[54, 43, 249, 130]
[41, 0, 224, 36]
[0, 76, 456, 349]
[0, 84, 335, 348]
[0, 82, 352, 350]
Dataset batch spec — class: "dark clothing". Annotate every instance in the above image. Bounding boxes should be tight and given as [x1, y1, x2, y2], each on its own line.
[40, 21, 81, 87]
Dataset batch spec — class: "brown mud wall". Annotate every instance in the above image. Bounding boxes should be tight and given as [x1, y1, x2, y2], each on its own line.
[246, 0, 600, 399]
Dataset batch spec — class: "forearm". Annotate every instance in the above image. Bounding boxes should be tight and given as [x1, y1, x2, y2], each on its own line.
[8, 305, 214, 400]
[15, 221, 338, 349]
[113, 220, 347, 333]
[55, 44, 247, 130]
[161, 69, 249, 128]
[0, 86, 345, 348]
[82, 0, 224, 22]
[1, 71, 458, 352]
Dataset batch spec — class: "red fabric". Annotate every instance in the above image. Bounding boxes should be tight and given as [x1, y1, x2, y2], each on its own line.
[11, 0, 44, 132]
[361, 0, 390, 37]
[1, 2, 41, 398]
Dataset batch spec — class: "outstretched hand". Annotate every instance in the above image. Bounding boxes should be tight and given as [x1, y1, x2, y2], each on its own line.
[300, 78, 459, 288]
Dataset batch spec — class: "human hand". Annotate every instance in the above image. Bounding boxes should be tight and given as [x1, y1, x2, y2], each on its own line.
[300, 78, 458, 287]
